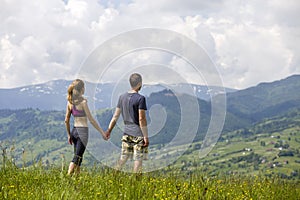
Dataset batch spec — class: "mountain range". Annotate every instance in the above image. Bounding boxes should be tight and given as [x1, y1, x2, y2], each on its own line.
[226, 74, 300, 125]
[0, 80, 236, 110]
[1, 74, 300, 144]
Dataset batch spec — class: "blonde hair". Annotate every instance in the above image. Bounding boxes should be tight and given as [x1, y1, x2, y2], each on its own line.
[67, 79, 85, 104]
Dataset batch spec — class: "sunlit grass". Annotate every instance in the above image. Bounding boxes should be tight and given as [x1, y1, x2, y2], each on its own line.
[1, 138, 299, 199]
[1, 163, 299, 200]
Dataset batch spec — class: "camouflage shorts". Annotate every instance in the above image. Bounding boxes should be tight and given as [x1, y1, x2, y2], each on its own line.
[121, 134, 148, 161]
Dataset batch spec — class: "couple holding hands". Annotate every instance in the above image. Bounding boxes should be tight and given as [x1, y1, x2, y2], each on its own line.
[64, 73, 149, 175]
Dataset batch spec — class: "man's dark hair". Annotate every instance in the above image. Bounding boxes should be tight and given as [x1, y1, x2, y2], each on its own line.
[129, 73, 142, 88]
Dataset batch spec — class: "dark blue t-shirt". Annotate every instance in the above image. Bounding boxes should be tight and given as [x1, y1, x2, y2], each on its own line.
[117, 92, 147, 137]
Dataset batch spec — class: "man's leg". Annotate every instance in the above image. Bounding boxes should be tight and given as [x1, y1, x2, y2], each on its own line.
[117, 135, 131, 170]
[133, 137, 146, 173]
[133, 160, 142, 173]
[116, 155, 129, 170]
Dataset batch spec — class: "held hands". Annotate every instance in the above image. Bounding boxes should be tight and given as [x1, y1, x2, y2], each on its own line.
[101, 130, 109, 141]
[100, 130, 111, 141]
[105, 131, 111, 140]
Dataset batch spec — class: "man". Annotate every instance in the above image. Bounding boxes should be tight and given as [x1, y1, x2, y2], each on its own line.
[106, 73, 149, 173]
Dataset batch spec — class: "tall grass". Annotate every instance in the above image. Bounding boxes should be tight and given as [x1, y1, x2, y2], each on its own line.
[1, 162, 299, 200]
[1, 142, 299, 200]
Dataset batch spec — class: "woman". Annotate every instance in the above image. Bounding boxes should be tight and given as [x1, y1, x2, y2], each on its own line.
[64, 79, 107, 175]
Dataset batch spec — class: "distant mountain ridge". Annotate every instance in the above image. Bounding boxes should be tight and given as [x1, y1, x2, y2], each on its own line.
[0, 80, 236, 110]
[226, 74, 300, 124]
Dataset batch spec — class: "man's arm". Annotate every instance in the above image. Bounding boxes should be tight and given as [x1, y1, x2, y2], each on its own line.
[106, 107, 121, 138]
[139, 109, 149, 147]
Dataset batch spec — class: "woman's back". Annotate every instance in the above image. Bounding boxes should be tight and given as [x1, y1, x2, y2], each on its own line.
[70, 100, 88, 127]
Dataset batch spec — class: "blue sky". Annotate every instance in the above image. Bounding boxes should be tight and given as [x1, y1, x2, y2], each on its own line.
[0, 0, 299, 89]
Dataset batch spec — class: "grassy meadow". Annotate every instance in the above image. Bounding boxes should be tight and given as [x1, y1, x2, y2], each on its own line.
[1, 108, 300, 199]
[1, 162, 299, 200]
[1, 124, 300, 200]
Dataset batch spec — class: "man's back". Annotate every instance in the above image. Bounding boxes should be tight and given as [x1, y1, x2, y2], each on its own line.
[117, 92, 147, 137]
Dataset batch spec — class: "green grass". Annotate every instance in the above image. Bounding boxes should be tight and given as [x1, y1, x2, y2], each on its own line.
[1, 164, 299, 200]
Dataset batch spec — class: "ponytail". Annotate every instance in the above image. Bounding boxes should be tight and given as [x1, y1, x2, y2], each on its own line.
[67, 83, 74, 104]
[67, 79, 85, 104]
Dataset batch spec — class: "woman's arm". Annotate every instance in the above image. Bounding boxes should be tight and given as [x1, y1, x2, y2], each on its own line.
[82, 100, 107, 139]
[64, 102, 72, 144]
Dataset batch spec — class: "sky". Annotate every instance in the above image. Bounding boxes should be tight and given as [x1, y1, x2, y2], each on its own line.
[0, 0, 299, 89]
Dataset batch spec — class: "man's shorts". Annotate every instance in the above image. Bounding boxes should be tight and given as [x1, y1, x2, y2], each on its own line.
[121, 134, 148, 161]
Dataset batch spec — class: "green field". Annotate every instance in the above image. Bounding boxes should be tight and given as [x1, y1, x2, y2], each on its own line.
[169, 123, 300, 179]
[1, 164, 299, 200]
[1, 107, 300, 199]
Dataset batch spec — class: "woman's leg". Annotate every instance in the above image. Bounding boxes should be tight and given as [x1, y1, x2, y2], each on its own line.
[76, 165, 81, 174]
[68, 162, 77, 175]
[74, 138, 85, 174]
[68, 128, 80, 175]
[71, 139, 86, 174]
[68, 128, 87, 175]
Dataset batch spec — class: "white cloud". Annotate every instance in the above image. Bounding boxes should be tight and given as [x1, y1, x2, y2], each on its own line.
[0, 0, 299, 89]
[0, 35, 14, 70]
[207, 0, 300, 88]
